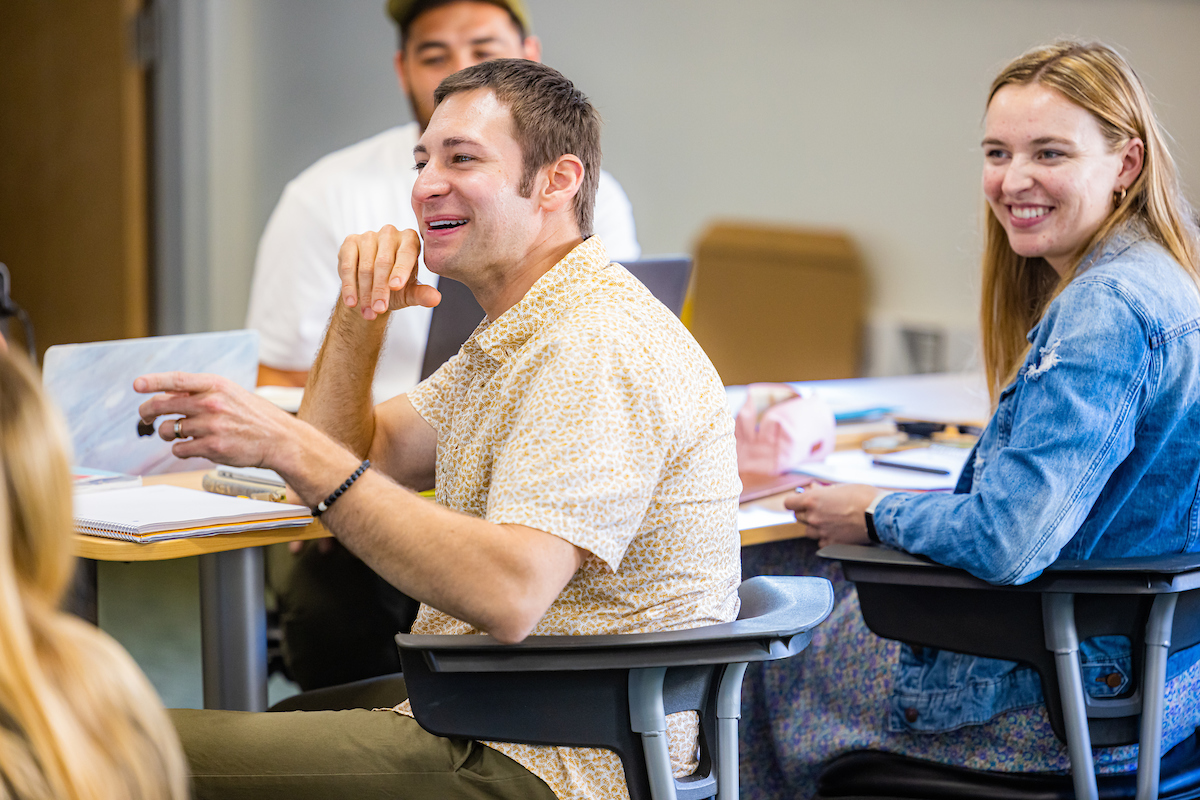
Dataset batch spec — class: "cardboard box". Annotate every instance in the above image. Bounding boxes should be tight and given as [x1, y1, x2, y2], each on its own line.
[689, 222, 866, 385]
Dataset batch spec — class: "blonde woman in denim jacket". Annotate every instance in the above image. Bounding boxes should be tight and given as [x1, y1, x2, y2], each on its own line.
[742, 40, 1200, 798]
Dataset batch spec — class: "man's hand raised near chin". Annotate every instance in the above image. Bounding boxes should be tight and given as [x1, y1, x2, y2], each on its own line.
[338, 225, 442, 321]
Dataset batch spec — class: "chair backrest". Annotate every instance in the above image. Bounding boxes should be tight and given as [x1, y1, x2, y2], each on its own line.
[689, 222, 866, 385]
[855, 583, 1153, 745]
[837, 550, 1200, 746]
[623, 256, 692, 318]
[420, 257, 696, 381]
[819, 545, 1200, 800]
[397, 575, 834, 800]
[420, 276, 483, 381]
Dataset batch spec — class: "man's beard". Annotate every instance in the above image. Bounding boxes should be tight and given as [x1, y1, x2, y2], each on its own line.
[407, 90, 434, 132]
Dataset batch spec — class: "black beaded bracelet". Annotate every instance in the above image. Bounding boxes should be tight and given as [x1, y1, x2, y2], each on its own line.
[314, 460, 370, 517]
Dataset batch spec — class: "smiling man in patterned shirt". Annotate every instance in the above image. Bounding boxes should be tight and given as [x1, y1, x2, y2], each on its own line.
[136, 59, 740, 800]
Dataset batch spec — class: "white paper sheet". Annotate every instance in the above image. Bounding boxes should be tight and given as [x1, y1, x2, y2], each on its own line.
[796, 446, 969, 491]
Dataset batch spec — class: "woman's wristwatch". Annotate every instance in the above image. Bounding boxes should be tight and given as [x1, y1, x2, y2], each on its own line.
[864, 491, 893, 544]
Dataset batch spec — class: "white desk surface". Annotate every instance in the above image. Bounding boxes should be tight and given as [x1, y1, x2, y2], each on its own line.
[732, 372, 991, 542]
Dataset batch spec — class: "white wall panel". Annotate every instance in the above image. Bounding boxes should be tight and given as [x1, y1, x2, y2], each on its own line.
[188, 0, 1200, 363]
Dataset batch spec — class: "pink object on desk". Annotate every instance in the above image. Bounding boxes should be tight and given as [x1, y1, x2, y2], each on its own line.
[735, 383, 836, 475]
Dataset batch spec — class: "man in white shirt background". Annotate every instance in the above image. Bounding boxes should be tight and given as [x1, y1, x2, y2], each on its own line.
[249, 0, 641, 692]
[246, 0, 641, 401]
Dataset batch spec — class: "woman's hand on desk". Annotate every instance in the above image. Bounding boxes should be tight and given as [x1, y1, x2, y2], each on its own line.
[784, 483, 879, 548]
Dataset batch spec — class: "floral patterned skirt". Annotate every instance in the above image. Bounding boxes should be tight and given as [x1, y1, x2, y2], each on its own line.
[739, 538, 1200, 800]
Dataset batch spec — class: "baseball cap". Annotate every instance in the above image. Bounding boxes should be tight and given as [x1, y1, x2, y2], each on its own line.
[386, 0, 533, 35]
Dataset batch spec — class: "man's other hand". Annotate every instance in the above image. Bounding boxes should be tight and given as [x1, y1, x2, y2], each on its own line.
[338, 225, 440, 321]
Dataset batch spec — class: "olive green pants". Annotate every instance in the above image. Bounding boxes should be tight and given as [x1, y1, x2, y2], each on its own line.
[170, 675, 557, 800]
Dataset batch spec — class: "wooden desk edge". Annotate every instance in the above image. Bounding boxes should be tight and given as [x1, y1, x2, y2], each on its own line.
[75, 471, 807, 561]
[740, 522, 807, 547]
[75, 520, 329, 561]
[79, 517, 802, 560]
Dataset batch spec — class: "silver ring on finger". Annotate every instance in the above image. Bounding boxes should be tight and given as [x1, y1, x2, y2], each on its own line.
[173, 419, 185, 440]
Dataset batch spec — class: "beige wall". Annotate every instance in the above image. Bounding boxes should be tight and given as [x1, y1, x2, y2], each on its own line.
[198, 0, 1200, 366]
[530, 0, 1200, 334]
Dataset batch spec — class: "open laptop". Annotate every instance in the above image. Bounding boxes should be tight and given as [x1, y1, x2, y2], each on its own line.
[42, 330, 259, 475]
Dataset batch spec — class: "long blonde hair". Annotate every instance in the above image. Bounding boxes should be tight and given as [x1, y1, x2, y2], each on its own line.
[980, 40, 1200, 401]
[0, 351, 189, 800]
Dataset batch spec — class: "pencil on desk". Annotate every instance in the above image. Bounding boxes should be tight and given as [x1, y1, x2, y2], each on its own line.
[870, 458, 951, 476]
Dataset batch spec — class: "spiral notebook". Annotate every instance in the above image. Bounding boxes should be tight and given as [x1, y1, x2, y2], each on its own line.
[74, 485, 312, 543]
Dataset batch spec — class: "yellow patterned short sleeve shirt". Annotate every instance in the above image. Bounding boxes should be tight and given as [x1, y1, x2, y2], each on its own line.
[398, 236, 742, 800]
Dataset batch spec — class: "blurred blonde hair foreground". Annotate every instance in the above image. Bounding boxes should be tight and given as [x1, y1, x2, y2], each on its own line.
[979, 39, 1200, 402]
[0, 350, 188, 800]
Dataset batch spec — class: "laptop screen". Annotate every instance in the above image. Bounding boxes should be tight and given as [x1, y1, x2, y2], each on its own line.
[42, 330, 259, 475]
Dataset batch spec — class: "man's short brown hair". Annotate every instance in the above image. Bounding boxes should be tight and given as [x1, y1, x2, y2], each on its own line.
[435, 59, 600, 237]
[390, 0, 528, 51]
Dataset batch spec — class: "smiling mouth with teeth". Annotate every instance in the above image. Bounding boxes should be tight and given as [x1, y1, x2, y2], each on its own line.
[428, 219, 469, 230]
[1011, 206, 1050, 220]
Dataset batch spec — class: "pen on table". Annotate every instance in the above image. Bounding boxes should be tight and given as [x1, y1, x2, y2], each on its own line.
[870, 458, 950, 476]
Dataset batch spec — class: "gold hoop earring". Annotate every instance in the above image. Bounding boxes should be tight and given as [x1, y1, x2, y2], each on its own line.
[1115, 187, 1128, 204]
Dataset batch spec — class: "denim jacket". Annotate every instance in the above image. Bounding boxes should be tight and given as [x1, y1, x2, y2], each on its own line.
[872, 232, 1200, 734]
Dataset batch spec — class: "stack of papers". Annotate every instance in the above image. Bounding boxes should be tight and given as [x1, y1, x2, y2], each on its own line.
[75, 485, 312, 543]
[737, 505, 800, 531]
[796, 445, 970, 491]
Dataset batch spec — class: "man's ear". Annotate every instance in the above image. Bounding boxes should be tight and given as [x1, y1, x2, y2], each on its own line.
[394, 50, 412, 96]
[537, 155, 584, 216]
[522, 35, 542, 62]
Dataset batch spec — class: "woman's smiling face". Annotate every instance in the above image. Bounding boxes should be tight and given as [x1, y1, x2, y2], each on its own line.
[982, 82, 1142, 275]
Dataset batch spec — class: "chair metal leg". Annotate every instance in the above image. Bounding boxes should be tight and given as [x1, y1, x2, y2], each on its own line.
[715, 662, 748, 800]
[1043, 593, 1098, 800]
[1137, 593, 1177, 800]
[629, 667, 678, 800]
